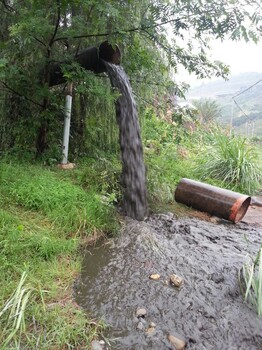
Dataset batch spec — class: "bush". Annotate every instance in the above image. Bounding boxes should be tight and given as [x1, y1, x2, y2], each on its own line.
[195, 132, 262, 194]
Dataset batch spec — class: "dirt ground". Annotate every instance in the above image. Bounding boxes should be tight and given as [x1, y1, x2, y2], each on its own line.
[74, 202, 262, 350]
[242, 198, 262, 226]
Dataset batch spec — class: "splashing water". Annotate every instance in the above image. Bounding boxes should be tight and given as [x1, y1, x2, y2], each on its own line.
[104, 62, 148, 221]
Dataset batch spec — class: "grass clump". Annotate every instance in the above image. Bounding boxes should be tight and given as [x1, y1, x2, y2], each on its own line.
[0, 270, 106, 349]
[0, 162, 119, 234]
[240, 247, 262, 317]
[0, 272, 43, 349]
[195, 132, 262, 194]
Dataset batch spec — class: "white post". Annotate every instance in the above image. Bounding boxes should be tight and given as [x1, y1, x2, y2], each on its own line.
[62, 83, 73, 164]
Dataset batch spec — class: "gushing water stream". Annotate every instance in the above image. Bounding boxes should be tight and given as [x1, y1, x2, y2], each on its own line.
[104, 62, 148, 221]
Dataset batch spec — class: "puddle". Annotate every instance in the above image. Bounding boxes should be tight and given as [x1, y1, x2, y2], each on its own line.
[74, 213, 262, 350]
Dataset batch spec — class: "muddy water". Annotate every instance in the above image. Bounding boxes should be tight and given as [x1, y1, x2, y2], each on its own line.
[103, 62, 148, 221]
[74, 214, 262, 350]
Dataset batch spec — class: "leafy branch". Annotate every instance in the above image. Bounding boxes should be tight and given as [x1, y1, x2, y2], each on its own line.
[0, 80, 44, 108]
[52, 16, 190, 43]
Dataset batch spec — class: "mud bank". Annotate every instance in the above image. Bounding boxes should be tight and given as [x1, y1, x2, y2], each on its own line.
[74, 214, 262, 350]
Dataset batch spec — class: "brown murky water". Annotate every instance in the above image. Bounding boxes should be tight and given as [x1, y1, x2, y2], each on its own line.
[74, 213, 262, 350]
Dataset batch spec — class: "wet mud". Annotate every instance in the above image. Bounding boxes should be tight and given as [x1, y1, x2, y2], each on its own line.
[74, 213, 262, 350]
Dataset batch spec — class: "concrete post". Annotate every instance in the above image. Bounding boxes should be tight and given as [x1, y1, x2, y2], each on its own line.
[62, 83, 73, 164]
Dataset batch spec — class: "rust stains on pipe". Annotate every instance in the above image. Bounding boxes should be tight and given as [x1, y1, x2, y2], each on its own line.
[49, 41, 121, 86]
[175, 178, 251, 223]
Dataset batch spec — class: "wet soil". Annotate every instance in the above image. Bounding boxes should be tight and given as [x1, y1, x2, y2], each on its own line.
[74, 210, 262, 350]
[243, 197, 262, 226]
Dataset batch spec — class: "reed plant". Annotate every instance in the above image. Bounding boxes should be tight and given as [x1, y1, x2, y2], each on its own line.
[196, 132, 262, 194]
[240, 247, 262, 317]
[0, 272, 44, 349]
[0, 162, 119, 235]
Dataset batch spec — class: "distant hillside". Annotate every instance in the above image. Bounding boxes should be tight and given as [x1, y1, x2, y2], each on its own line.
[186, 72, 262, 137]
[187, 72, 262, 99]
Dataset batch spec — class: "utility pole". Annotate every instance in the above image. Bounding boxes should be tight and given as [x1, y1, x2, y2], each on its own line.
[230, 100, 234, 135]
[251, 121, 255, 138]
[231, 78, 262, 137]
[62, 82, 73, 165]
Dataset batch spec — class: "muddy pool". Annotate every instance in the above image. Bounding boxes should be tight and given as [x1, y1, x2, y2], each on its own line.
[74, 213, 262, 350]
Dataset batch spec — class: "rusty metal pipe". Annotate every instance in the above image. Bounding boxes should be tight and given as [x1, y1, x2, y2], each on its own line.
[175, 178, 251, 223]
[49, 41, 121, 86]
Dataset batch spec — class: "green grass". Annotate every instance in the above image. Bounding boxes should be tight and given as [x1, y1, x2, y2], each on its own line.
[240, 247, 262, 317]
[0, 206, 105, 349]
[0, 162, 119, 234]
[141, 109, 197, 204]
[195, 132, 262, 194]
[0, 160, 119, 349]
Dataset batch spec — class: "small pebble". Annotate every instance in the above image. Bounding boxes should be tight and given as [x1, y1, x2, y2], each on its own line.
[91, 340, 104, 350]
[136, 321, 144, 330]
[170, 274, 184, 288]
[149, 274, 161, 280]
[136, 308, 147, 318]
[167, 334, 186, 350]
[139, 317, 147, 325]
[145, 326, 155, 335]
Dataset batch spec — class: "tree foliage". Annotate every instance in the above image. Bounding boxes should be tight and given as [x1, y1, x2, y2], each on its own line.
[193, 98, 221, 123]
[0, 0, 261, 157]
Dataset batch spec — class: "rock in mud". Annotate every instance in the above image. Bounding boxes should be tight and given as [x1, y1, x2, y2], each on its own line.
[149, 274, 161, 280]
[136, 321, 145, 331]
[149, 321, 156, 328]
[167, 334, 186, 350]
[136, 308, 147, 318]
[145, 326, 156, 335]
[170, 274, 184, 288]
[90, 340, 107, 350]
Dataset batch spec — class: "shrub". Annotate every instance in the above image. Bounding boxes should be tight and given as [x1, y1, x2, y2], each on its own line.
[195, 132, 262, 194]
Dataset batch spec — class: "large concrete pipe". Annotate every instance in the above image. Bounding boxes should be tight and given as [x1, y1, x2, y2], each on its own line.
[49, 41, 121, 86]
[175, 178, 251, 223]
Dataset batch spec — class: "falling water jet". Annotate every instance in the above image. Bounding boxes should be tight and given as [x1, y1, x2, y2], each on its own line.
[103, 61, 148, 221]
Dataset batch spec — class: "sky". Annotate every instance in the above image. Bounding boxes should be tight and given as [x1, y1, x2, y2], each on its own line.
[210, 40, 262, 74]
[177, 40, 262, 87]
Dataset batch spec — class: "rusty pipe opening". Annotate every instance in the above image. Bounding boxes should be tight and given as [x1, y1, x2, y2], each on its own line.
[175, 178, 251, 223]
[49, 41, 121, 86]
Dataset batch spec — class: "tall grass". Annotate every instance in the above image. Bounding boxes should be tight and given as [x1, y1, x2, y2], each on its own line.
[0, 162, 119, 234]
[141, 108, 196, 203]
[196, 132, 262, 194]
[0, 272, 44, 349]
[0, 271, 106, 349]
[240, 247, 262, 317]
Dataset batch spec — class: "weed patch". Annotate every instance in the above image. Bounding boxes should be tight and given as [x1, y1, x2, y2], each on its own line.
[0, 162, 119, 234]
